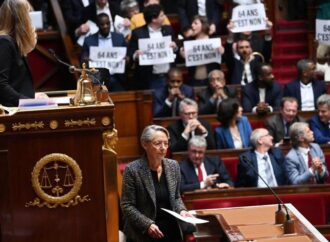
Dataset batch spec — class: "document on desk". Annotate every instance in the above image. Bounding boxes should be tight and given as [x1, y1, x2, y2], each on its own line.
[161, 208, 209, 224]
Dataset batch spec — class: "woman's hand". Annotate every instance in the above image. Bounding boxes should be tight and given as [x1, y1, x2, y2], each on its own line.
[180, 210, 193, 218]
[147, 224, 164, 239]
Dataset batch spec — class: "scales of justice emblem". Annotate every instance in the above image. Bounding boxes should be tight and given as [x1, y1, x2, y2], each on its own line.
[26, 153, 91, 208]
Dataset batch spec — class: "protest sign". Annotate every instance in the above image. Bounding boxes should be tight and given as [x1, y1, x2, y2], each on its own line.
[231, 3, 267, 33]
[183, 38, 221, 67]
[316, 19, 330, 45]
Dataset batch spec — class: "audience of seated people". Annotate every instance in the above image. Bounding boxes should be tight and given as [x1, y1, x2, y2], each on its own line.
[265, 97, 305, 146]
[179, 15, 222, 86]
[215, 98, 252, 149]
[237, 128, 288, 187]
[284, 59, 326, 111]
[81, 13, 127, 91]
[242, 63, 282, 114]
[179, 136, 233, 193]
[286, 122, 329, 185]
[167, 98, 216, 152]
[153, 67, 194, 117]
[310, 94, 330, 145]
[196, 70, 236, 114]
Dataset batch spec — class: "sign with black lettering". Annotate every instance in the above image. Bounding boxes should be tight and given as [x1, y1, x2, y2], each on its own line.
[89, 47, 127, 74]
[231, 3, 267, 33]
[183, 38, 221, 67]
[316, 19, 330, 45]
[138, 36, 175, 65]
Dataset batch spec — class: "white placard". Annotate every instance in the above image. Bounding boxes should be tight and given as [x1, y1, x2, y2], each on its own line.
[77, 20, 99, 46]
[138, 36, 175, 65]
[161, 208, 209, 224]
[114, 15, 131, 38]
[89, 46, 127, 74]
[183, 38, 222, 67]
[231, 3, 267, 33]
[29, 11, 43, 29]
[316, 19, 330, 45]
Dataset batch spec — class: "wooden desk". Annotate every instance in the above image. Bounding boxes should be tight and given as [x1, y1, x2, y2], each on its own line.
[193, 204, 328, 242]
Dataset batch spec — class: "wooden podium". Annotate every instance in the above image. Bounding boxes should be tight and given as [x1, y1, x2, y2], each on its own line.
[0, 102, 119, 242]
[193, 204, 327, 242]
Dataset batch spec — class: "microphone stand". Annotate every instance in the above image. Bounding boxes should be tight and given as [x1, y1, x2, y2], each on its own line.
[242, 157, 295, 234]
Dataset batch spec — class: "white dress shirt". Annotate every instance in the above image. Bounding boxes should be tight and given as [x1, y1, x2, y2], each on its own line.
[255, 151, 278, 187]
[197, 0, 206, 16]
[300, 82, 315, 111]
[194, 162, 208, 188]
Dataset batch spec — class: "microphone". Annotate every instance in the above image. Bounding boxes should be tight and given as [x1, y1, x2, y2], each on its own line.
[48, 49, 98, 74]
[241, 156, 295, 234]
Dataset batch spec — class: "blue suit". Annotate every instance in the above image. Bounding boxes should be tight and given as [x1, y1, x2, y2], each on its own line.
[179, 156, 233, 193]
[285, 143, 329, 185]
[237, 148, 288, 187]
[283, 79, 326, 110]
[310, 115, 330, 144]
[242, 81, 282, 112]
[215, 116, 252, 149]
[153, 84, 194, 117]
[81, 32, 127, 91]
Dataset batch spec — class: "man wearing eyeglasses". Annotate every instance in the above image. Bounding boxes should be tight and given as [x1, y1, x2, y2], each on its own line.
[153, 67, 194, 117]
[236, 128, 288, 187]
[167, 98, 216, 152]
[180, 136, 233, 193]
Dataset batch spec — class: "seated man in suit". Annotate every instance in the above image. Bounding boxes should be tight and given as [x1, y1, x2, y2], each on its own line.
[81, 13, 127, 91]
[168, 98, 216, 152]
[310, 94, 330, 144]
[180, 136, 233, 193]
[265, 97, 305, 146]
[285, 122, 329, 184]
[153, 67, 194, 117]
[196, 70, 237, 114]
[284, 59, 326, 111]
[237, 128, 288, 187]
[242, 63, 282, 114]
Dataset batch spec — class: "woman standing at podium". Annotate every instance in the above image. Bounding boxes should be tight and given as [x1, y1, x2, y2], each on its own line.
[121, 125, 192, 242]
[0, 0, 36, 107]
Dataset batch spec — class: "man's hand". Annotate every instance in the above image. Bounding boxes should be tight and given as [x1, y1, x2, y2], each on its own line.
[312, 157, 323, 173]
[216, 183, 230, 189]
[168, 88, 184, 101]
[148, 224, 164, 239]
[256, 102, 270, 114]
[204, 174, 219, 187]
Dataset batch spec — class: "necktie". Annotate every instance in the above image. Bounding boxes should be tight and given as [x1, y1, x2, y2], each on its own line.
[307, 151, 316, 184]
[172, 97, 178, 117]
[285, 122, 291, 137]
[197, 165, 203, 182]
[263, 156, 275, 187]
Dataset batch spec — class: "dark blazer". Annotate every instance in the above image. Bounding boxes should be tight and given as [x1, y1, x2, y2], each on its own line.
[197, 86, 236, 114]
[0, 35, 34, 107]
[242, 81, 282, 112]
[224, 39, 272, 85]
[61, 0, 93, 31]
[265, 113, 305, 143]
[83, 0, 121, 24]
[283, 79, 326, 110]
[167, 119, 216, 152]
[236, 148, 288, 187]
[180, 156, 233, 193]
[177, 0, 221, 31]
[120, 157, 186, 242]
[128, 25, 173, 90]
[310, 114, 330, 144]
[153, 84, 194, 117]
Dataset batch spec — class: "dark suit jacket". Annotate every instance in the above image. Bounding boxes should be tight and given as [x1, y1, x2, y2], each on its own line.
[153, 84, 194, 117]
[242, 81, 283, 112]
[0, 35, 34, 107]
[236, 148, 288, 187]
[197, 85, 236, 114]
[167, 119, 216, 152]
[265, 113, 305, 143]
[120, 157, 186, 242]
[128, 25, 173, 90]
[224, 39, 272, 85]
[310, 114, 330, 144]
[283, 79, 326, 110]
[177, 0, 221, 31]
[180, 156, 233, 193]
[83, 0, 121, 24]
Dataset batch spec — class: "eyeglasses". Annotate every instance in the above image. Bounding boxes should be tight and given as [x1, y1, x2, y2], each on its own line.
[183, 111, 197, 117]
[150, 141, 169, 148]
[260, 133, 271, 138]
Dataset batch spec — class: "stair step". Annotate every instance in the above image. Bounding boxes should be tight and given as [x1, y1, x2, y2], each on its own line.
[272, 55, 308, 68]
[274, 30, 308, 43]
[273, 43, 307, 55]
[276, 20, 308, 31]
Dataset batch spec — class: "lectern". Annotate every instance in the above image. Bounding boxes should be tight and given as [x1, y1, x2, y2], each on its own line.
[0, 102, 119, 242]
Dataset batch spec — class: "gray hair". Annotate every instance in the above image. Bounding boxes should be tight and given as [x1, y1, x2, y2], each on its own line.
[297, 59, 313, 77]
[188, 136, 207, 148]
[289, 122, 309, 148]
[317, 94, 330, 109]
[250, 128, 267, 148]
[179, 98, 198, 114]
[140, 125, 169, 144]
[120, 0, 139, 12]
[208, 69, 225, 80]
